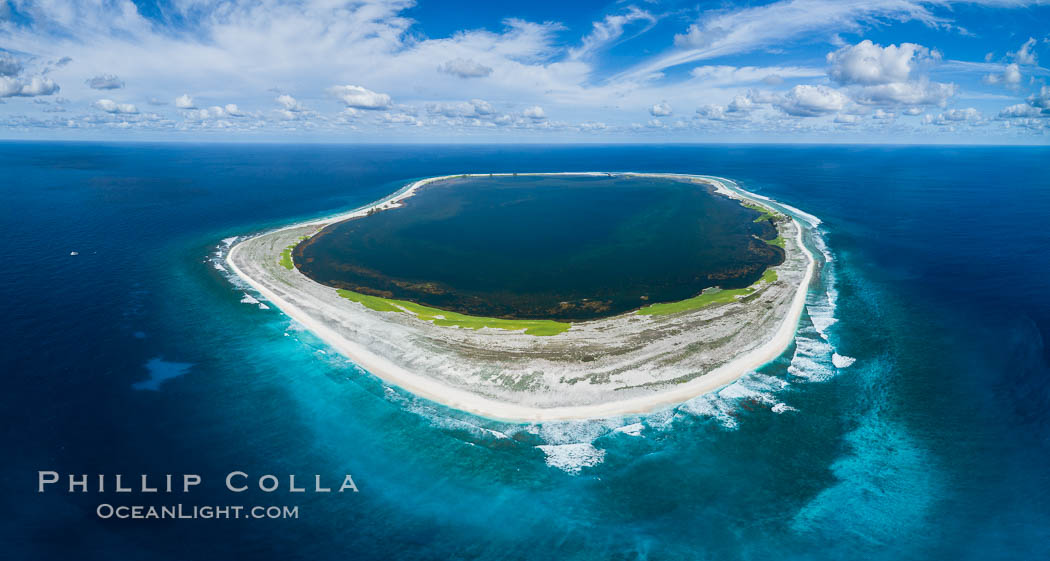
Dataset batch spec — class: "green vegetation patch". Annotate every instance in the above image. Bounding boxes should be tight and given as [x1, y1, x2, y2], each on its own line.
[637, 267, 778, 317]
[767, 235, 785, 248]
[278, 236, 309, 270]
[741, 201, 782, 224]
[336, 289, 571, 336]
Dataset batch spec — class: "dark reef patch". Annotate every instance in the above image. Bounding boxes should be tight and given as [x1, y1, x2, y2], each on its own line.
[294, 175, 783, 320]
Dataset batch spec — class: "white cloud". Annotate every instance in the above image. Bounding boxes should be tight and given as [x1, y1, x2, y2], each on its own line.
[1003, 63, 1022, 85]
[827, 40, 933, 85]
[470, 99, 494, 115]
[381, 112, 419, 125]
[834, 113, 860, 124]
[689, 65, 824, 87]
[1009, 37, 1038, 65]
[276, 94, 304, 112]
[775, 85, 848, 116]
[86, 74, 124, 89]
[823, 40, 955, 108]
[175, 94, 195, 109]
[649, 102, 672, 116]
[93, 98, 138, 114]
[727, 95, 753, 113]
[997, 103, 1043, 118]
[327, 85, 392, 110]
[618, 0, 956, 83]
[853, 79, 956, 106]
[437, 58, 493, 78]
[983, 63, 1022, 87]
[523, 105, 546, 120]
[579, 121, 607, 131]
[925, 107, 981, 125]
[1028, 86, 1050, 109]
[696, 104, 729, 120]
[0, 75, 59, 97]
[570, 7, 656, 61]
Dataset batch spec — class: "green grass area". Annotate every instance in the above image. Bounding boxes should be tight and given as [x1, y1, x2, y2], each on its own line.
[741, 201, 781, 223]
[637, 266, 779, 316]
[336, 289, 572, 336]
[767, 235, 785, 248]
[278, 236, 309, 270]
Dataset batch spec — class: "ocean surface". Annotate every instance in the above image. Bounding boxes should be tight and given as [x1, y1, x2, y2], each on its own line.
[296, 174, 781, 320]
[2, 142, 1049, 560]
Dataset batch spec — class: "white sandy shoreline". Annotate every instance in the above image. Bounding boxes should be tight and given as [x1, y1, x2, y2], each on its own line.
[226, 172, 818, 422]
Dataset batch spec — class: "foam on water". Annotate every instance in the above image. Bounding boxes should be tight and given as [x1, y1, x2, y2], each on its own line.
[239, 292, 270, 310]
[614, 423, 645, 436]
[788, 327, 837, 383]
[832, 353, 856, 368]
[536, 443, 606, 474]
[676, 372, 793, 429]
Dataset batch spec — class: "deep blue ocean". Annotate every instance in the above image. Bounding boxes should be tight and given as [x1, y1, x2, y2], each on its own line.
[3, 142, 1049, 560]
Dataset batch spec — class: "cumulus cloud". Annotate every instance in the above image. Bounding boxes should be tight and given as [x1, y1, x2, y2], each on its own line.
[1009, 37, 1038, 65]
[328, 85, 392, 110]
[649, 102, 672, 116]
[86, 74, 124, 90]
[727, 95, 753, 113]
[381, 112, 420, 125]
[827, 40, 933, 85]
[1028, 86, 1050, 110]
[924, 107, 981, 125]
[174, 94, 195, 109]
[93, 98, 138, 114]
[425, 99, 497, 119]
[775, 85, 848, 116]
[821, 40, 957, 109]
[852, 79, 956, 106]
[272, 94, 309, 120]
[982, 63, 1022, 87]
[997, 103, 1043, 119]
[470, 99, 494, 115]
[437, 58, 493, 78]
[523, 105, 546, 120]
[695, 104, 730, 121]
[189, 104, 245, 120]
[0, 75, 59, 97]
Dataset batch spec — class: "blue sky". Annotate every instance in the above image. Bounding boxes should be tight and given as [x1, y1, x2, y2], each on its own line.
[0, 0, 1048, 143]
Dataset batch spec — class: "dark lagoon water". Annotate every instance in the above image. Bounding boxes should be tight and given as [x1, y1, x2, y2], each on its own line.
[3, 142, 1050, 560]
[295, 174, 781, 319]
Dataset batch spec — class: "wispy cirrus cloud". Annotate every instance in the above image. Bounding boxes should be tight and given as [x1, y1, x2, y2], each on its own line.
[569, 6, 658, 61]
[610, 0, 1047, 84]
